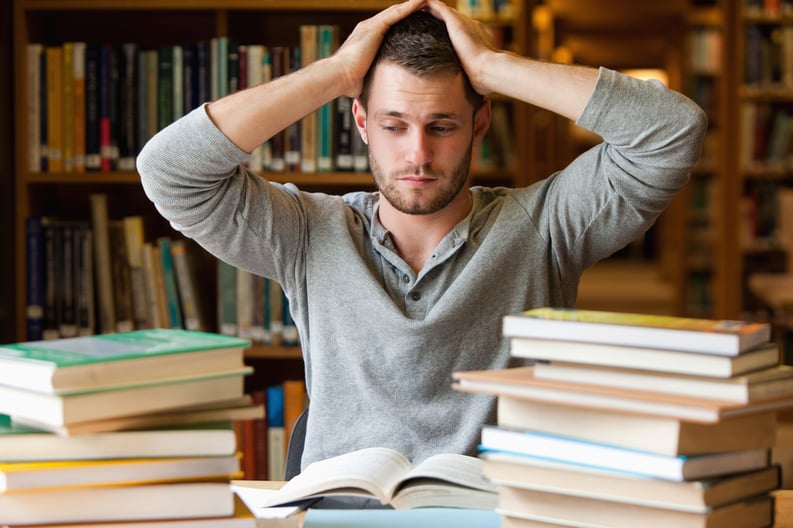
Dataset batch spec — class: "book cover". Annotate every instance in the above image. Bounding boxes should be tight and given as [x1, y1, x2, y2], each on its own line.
[0, 368, 251, 428]
[498, 486, 772, 528]
[123, 216, 149, 330]
[0, 417, 238, 461]
[0, 454, 241, 492]
[495, 396, 777, 456]
[0, 481, 234, 525]
[453, 366, 793, 423]
[508, 339, 781, 378]
[532, 362, 793, 403]
[0, 328, 250, 394]
[479, 425, 770, 481]
[483, 451, 780, 513]
[503, 308, 771, 356]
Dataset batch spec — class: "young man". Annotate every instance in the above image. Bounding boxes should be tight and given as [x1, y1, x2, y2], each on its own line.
[138, 0, 707, 475]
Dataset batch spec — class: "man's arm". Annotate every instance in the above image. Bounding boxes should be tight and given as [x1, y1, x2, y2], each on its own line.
[207, 0, 427, 153]
[424, 0, 598, 121]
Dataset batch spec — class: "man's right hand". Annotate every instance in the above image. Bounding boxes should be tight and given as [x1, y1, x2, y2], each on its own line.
[332, 0, 427, 98]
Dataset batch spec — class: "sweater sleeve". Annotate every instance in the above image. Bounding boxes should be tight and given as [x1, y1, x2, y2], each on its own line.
[517, 67, 708, 276]
[136, 104, 305, 281]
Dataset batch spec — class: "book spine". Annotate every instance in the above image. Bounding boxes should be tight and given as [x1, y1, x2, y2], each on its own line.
[217, 260, 238, 337]
[266, 384, 286, 480]
[171, 239, 205, 331]
[25, 217, 45, 340]
[299, 26, 318, 174]
[45, 46, 63, 173]
[72, 41, 87, 173]
[27, 43, 43, 172]
[84, 44, 101, 171]
[59, 222, 78, 337]
[117, 42, 138, 171]
[76, 224, 95, 336]
[90, 193, 116, 334]
[157, 46, 174, 132]
[62, 42, 75, 172]
[317, 26, 339, 172]
[157, 237, 184, 329]
[98, 44, 113, 171]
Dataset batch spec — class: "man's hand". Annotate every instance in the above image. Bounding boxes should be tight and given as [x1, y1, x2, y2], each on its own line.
[422, 0, 499, 96]
[333, 0, 427, 98]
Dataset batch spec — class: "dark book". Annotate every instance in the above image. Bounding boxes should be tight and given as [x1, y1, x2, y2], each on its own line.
[157, 46, 174, 131]
[25, 217, 46, 340]
[84, 44, 101, 171]
[117, 42, 138, 171]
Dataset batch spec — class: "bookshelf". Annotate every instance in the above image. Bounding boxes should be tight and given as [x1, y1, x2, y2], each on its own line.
[679, 0, 727, 318]
[733, 0, 793, 321]
[11, 0, 535, 356]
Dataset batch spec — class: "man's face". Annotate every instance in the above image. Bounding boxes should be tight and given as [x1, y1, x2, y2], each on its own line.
[353, 62, 488, 216]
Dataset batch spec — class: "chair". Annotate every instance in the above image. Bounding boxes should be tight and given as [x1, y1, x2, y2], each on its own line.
[284, 407, 308, 480]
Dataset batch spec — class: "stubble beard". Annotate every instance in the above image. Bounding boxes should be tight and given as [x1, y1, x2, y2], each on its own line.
[369, 143, 473, 216]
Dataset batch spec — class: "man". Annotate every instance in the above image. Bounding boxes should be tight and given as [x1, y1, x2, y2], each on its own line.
[138, 0, 707, 475]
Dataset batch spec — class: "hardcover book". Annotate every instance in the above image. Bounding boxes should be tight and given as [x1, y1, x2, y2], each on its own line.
[0, 328, 250, 394]
[503, 307, 771, 356]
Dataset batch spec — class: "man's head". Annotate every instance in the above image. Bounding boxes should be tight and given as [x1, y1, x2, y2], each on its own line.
[358, 10, 485, 111]
[353, 9, 490, 217]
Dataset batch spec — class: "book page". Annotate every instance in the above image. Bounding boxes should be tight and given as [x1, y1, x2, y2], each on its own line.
[398, 453, 496, 492]
[258, 447, 412, 506]
[389, 453, 498, 509]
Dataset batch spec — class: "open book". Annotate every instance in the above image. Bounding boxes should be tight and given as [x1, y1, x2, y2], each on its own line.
[257, 447, 498, 510]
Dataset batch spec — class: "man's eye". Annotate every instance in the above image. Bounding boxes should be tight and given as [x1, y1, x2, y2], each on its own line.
[431, 125, 456, 134]
[383, 125, 405, 132]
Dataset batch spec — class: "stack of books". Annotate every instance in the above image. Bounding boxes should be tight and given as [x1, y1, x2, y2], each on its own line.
[0, 328, 264, 527]
[454, 307, 793, 528]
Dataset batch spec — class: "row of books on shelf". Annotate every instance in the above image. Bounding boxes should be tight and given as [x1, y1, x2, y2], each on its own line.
[741, 102, 793, 171]
[744, 22, 793, 89]
[26, 24, 371, 176]
[238, 380, 307, 483]
[686, 27, 722, 74]
[25, 193, 300, 346]
[451, 307, 793, 527]
[0, 328, 268, 526]
[745, 0, 793, 17]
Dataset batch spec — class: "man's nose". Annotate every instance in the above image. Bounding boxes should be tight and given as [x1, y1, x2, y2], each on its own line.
[405, 130, 433, 168]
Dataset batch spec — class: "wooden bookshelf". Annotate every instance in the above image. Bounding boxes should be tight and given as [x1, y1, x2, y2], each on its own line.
[11, 0, 536, 347]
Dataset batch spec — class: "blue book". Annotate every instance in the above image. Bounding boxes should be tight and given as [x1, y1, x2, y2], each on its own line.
[303, 508, 500, 528]
[479, 425, 771, 482]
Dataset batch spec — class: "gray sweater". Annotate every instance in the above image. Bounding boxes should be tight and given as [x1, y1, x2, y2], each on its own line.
[137, 68, 707, 470]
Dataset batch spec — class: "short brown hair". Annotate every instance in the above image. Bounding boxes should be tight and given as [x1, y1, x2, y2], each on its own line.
[358, 10, 484, 110]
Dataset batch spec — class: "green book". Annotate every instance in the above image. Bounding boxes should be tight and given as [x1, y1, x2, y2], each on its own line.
[0, 328, 250, 395]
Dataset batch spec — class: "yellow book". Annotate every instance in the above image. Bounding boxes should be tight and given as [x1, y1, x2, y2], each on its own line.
[72, 41, 87, 172]
[0, 454, 241, 492]
[45, 46, 63, 172]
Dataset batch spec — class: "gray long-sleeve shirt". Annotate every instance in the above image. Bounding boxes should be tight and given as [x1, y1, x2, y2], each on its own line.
[137, 68, 707, 470]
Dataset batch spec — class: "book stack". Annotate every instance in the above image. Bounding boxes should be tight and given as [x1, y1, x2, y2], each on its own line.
[0, 328, 264, 527]
[453, 307, 793, 528]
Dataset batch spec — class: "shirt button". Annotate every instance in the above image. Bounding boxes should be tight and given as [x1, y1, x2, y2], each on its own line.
[402, 274, 410, 283]
[410, 292, 422, 301]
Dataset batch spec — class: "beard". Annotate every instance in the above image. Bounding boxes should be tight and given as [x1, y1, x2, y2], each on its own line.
[369, 141, 473, 216]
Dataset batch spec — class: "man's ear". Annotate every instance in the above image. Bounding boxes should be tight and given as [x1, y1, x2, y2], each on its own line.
[473, 99, 491, 142]
[352, 98, 368, 144]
